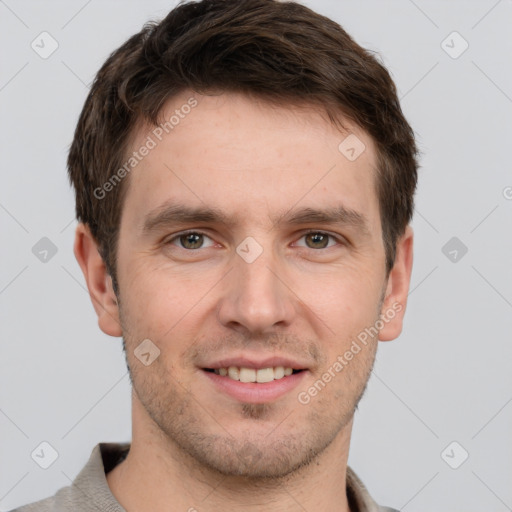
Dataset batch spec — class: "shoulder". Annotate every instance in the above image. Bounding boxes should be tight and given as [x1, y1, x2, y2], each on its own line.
[346, 465, 400, 512]
[7, 442, 129, 512]
[7, 485, 75, 511]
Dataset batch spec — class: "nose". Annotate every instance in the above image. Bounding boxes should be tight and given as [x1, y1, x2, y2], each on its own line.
[216, 244, 296, 336]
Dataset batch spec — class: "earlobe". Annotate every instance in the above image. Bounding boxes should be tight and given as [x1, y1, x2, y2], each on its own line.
[378, 225, 414, 342]
[73, 223, 123, 337]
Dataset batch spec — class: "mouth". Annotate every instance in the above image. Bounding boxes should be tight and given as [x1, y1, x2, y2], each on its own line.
[200, 365, 308, 404]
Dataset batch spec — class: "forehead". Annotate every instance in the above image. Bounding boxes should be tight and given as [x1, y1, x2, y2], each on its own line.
[121, 91, 380, 232]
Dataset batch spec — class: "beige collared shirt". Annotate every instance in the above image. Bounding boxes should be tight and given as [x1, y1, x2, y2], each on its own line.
[11, 443, 398, 512]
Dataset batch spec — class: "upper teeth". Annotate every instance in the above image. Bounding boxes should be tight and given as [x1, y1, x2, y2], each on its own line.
[214, 366, 294, 383]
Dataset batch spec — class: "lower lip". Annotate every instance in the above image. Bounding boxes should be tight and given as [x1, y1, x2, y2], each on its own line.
[201, 369, 308, 404]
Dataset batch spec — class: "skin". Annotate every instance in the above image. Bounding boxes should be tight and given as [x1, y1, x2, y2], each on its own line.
[75, 91, 413, 512]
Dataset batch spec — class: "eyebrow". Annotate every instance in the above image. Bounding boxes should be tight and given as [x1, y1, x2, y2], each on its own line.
[272, 205, 370, 235]
[142, 202, 234, 233]
[142, 201, 370, 236]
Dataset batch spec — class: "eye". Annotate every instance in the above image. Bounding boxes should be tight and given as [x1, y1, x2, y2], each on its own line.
[166, 231, 216, 250]
[294, 231, 341, 250]
[164, 230, 343, 252]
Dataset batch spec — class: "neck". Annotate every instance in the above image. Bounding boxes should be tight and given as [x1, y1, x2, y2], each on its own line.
[107, 393, 354, 512]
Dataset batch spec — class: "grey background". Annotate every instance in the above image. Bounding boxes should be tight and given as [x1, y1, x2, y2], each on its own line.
[1, 0, 511, 510]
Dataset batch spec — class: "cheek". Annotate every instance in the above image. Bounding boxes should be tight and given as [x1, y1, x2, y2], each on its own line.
[307, 267, 382, 316]
[301, 270, 383, 356]
[119, 259, 215, 341]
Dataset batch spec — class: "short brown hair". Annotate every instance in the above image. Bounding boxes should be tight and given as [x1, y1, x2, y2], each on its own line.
[68, 0, 418, 288]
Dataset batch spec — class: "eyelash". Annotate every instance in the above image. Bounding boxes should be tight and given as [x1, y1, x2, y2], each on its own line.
[165, 229, 344, 251]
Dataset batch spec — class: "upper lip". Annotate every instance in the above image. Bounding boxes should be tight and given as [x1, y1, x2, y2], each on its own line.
[202, 355, 309, 370]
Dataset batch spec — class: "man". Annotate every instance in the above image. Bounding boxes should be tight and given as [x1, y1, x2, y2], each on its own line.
[13, 0, 417, 510]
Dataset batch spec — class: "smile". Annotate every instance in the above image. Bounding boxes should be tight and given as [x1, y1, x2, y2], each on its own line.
[201, 366, 307, 403]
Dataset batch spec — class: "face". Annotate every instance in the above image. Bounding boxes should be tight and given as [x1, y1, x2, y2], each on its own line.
[100, 91, 407, 479]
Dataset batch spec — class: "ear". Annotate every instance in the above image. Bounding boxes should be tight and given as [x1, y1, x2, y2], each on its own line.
[378, 225, 414, 341]
[73, 223, 123, 337]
